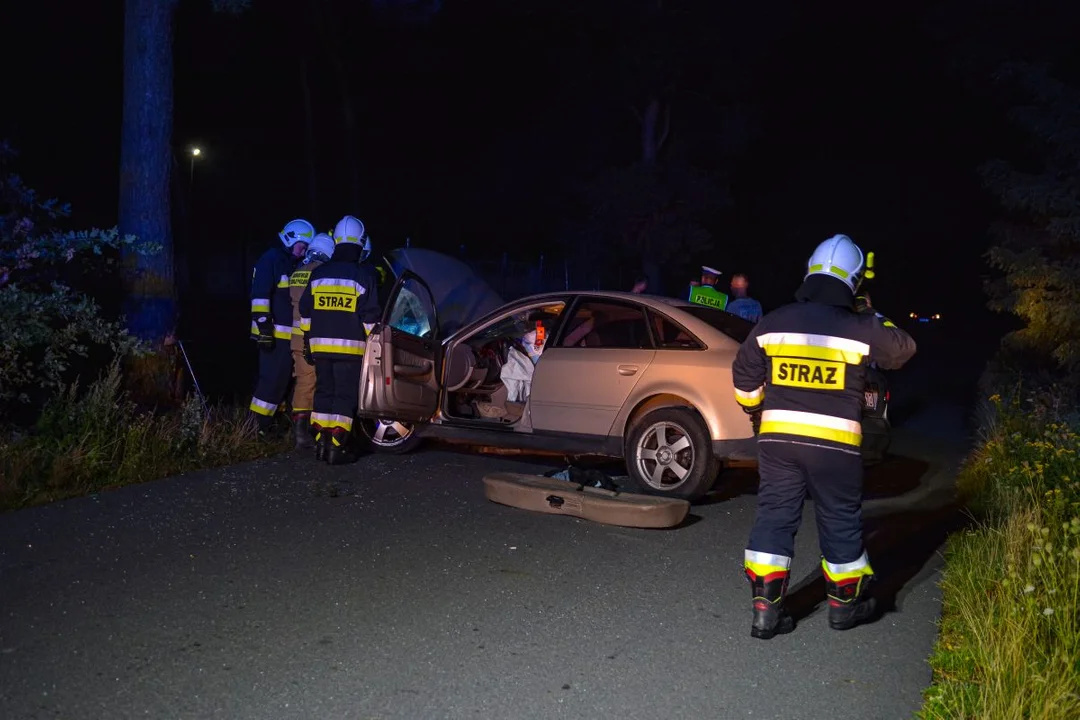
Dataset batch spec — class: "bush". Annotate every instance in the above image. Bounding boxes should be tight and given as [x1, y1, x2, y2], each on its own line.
[0, 142, 157, 406]
[0, 360, 289, 512]
[920, 389, 1080, 719]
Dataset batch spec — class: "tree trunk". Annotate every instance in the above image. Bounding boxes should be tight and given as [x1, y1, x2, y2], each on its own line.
[310, 0, 361, 207]
[119, 0, 180, 345]
[299, 53, 320, 218]
[640, 96, 671, 166]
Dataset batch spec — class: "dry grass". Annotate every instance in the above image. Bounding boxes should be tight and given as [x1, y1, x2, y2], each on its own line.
[0, 360, 290, 512]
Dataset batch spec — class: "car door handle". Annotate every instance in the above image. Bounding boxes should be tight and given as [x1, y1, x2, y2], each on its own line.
[617, 365, 639, 376]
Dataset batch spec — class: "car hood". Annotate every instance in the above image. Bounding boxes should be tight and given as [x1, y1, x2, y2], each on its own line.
[386, 248, 505, 336]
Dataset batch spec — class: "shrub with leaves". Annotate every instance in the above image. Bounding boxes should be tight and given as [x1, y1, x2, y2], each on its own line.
[0, 142, 159, 404]
[974, 62, 1080, 376]
[921, 390, 1080, 719]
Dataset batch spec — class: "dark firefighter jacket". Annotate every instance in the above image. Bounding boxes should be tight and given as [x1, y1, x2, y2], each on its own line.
[731, 275, 916, 453]
[298, 243, 381, 360]
[289, 258, 324, 351]
[250, 246, 298, 341]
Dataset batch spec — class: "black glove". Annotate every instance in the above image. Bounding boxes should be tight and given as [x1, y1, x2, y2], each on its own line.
[750, 409, 762, 435]
[256, 318, 275, 352]
[302, 335, 315, 366]
[854, 293, 874, 315]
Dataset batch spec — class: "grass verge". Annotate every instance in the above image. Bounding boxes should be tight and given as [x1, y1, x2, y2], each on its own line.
[0, 360, 290, 512]
[919, 393, 1080, 719]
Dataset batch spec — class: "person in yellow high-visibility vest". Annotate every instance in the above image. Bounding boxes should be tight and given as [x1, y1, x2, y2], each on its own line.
[686, 265, 729, 310]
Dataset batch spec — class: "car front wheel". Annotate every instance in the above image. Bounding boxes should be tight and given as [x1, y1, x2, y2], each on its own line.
[357, 418, 423, 455]
[624, 407, 720, 503]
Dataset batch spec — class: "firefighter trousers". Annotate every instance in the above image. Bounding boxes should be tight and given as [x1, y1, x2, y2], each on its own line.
[748, 439, 865, 565]
[312, 358, 363, 436]
[291, 348, 316, 414]
[249, 341, 293, 427]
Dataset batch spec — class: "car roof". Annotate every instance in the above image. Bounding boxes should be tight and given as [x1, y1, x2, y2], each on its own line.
[515, 289, 697, 310]
[498, 290, 746, 347]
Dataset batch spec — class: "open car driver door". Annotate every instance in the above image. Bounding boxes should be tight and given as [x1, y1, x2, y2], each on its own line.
[357, 270, 441, 423]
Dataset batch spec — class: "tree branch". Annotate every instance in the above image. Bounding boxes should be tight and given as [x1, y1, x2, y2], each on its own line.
[657, 102, 672, 152]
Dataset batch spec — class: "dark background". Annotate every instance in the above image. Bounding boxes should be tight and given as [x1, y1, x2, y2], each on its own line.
[5, 0, 1068, 400]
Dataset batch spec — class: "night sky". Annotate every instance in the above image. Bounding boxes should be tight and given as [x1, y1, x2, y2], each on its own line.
[5, 0, 1073, 384]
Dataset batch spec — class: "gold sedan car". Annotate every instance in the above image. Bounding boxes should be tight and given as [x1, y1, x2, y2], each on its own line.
[356, 271, 758, 502]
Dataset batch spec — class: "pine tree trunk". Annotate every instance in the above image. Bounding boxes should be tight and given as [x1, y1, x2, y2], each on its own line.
[299, 53, 320, 218]
[119, 0, 180, 345]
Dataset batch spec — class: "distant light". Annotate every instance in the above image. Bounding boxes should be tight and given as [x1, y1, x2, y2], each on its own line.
[909, 312, 917, 319]
[191, 147, 201, 157]
[932, 313, 941, 320]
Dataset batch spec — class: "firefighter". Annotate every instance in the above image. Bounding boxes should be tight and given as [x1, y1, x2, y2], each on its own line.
[248, 218, 313, 435]
[731, 234, 916, 639]
[298, 215, 380, 465]
[288, 232, 335, 449]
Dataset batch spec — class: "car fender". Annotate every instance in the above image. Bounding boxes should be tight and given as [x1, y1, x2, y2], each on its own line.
[610, 368, 754, 443]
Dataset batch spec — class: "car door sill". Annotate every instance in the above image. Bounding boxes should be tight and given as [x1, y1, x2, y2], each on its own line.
[419, 423, 622, 457]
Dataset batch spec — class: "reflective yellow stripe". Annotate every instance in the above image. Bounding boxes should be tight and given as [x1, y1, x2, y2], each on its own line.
[249, 397, 277, 416]
[310, 412, 353, 431]
[273, 324, 293, 340]
[808, 263, 849, 279]
[251, 298, 270, 313]
[299, 317, 311, 332]
[735, 386, 764, 407]
[310, 277, 365, 294]
[757, 332, 868, 365]
[823, 553, 873, 581]
[744, 549, 791, 577]
[309, 337, 366, 355]
[277, 274, 290, 288]
[759, 409, 862, 446]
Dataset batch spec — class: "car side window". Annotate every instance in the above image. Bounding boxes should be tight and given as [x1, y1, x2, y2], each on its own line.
[647, 310, 704, 350]
[388, 277, 436, 339]
[561, 300, 652, 349]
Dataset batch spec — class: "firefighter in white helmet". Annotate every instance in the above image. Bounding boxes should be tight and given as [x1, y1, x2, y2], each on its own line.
[287, 232, 335, 449]
[248, 218, 313, 435]
[731, 233, 916, 639]
[298, 215, 381, 464]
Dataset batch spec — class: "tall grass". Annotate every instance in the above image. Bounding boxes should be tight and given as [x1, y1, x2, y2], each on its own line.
[920, 393, 1080, 719]
[0, 360, 290, 512]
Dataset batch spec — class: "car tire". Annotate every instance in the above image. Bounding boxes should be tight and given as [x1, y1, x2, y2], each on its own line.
[624, 407, 720, 503]
[357, 418, 423, 455]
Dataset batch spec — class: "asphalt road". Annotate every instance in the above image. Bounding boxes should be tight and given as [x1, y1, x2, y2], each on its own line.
[0, 397, 970, 720]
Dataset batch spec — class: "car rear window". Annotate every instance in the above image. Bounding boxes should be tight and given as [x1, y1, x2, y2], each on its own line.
[681, 306, 754, 343]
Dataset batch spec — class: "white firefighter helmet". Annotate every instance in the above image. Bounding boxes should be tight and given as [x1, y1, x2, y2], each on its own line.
[805, 234, 866, 292]
[278, 218, 315, 248]
[305, 232, 335, 263]
[333, 215, 366, 245]
[333, 215, 372, 261]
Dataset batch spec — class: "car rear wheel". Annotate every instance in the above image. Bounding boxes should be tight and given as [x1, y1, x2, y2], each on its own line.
[624, 407, 720, 503]
[358, 418, 423, 455]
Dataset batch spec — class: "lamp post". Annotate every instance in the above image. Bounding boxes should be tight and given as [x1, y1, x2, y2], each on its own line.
[189, 146, 201, 186]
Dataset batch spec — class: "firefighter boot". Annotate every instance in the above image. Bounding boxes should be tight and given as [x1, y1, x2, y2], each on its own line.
[314, 426, 329, 462]
[293, 413, 314, 450]
[326, 428, 359, 466]
[745, 565, 796, 640]
[824, 558, 878, 631]
[253, 412, 276, 441]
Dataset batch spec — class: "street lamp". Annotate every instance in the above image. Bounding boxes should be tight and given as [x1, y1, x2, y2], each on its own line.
[189, 147, 201, 185]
